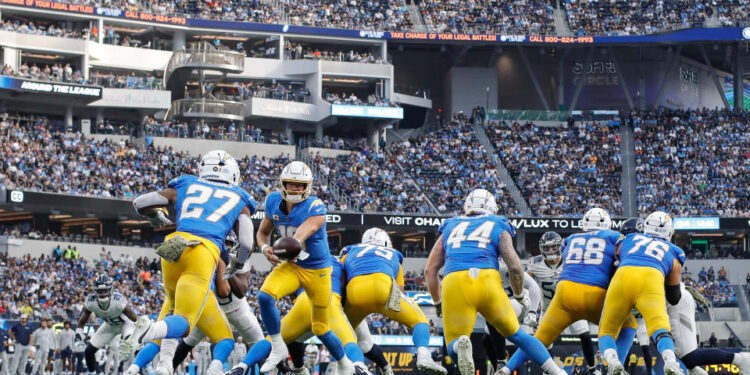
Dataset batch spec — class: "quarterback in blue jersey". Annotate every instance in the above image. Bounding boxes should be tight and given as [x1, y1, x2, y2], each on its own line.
[123, 150, 257, 375]
[599, 211, 686, 375]
[425, 189, 565, 375]
[226, 254, 372, 375]
[341, 228, 446, 375]
[499, 208, 637, 375]
[255, 161, 354, 375]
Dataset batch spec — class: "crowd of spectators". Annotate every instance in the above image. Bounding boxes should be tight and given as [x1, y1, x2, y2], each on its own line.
[631, 109, 749, 217]
[285, 42, 386, 64]
[231, 82, 311, 103]
[312, 150, 431, 213]
[88, 70, 163, 90]
[716, 0, 750, 27]
[419, 0, 555, 35]
[390, 113, 520, 215]
[485, 118, 622, 216]
[142, 117, 289, 145]
[2, 63, 87, 85]
[280, 0, 413, 31]
[0, 17, 91, 40]
[325, 92, 397, 107]
[301, 136, 368, 151]
[564, 0, 710, 36]
[683, 266, 737, 307]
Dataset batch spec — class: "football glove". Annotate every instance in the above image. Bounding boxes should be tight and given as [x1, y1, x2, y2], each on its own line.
[434, 300, 442, 318]
[686, 285, 710, 307]
[155, 235, 200, 262]
[148, 208, 172, 228]
[514, 290, 531, 320]
[223, 249, 243, 280]
[523, 311, 538, 328]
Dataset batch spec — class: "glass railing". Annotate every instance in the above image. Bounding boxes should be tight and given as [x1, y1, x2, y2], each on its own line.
[168, 99, 245, 120]
[165, 48, 245, 81]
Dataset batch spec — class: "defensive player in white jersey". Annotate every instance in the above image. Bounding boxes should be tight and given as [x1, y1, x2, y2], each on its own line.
[527, 231, 599, 375]
[667, 283, 750, 375]
[76, 274, 138, 375]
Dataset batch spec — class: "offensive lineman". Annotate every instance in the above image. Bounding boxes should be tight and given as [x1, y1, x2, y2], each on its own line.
[526, 231, 600, 375]
[77, 275, 138, 374]
[425, 189, 566, 375]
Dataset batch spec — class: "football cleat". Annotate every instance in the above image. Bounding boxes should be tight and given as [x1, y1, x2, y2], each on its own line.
[123, 364, 140, 375]
[354, 362, 372, 375]
[379, 365, 394, 375]
[290, 366, 310, 375]
[416, 347, 447, 375]
[155, 364, 172, 375]
[455, 335, 474, 375]
[119, 316, 152, 362]
[226, 364, 248, 375]
[335, 357, 356, 375]
[206, 360, 224, 375]
[606, 362, 628, 375]
[260, 339, 290, 373]
[663, 360, 684, 375]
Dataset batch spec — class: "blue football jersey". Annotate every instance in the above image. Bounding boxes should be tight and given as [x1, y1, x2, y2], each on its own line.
[169, 175, 256, 252]
[342, 243, 403, 282]
[617, 233, 686, 277]
[331, 256, 345, 296]
[438, 214, 516, 275]
[264, 191, 330, 269]
[559, 229, 623, 289]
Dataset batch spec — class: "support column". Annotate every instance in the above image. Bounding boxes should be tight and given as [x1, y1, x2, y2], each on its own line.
[381, 41, 388, 62]
[2, 47, 19, 71]
[284, 121, 292, 142]
[80, 54, 89, 81]
[96, 109, 104, 130]
[315, 122, 323, 139]
[638, 47, 646, 110]
[173, 30, 186, 51]
[65, 106, 73, 132]
[557, 56, 565, 110]
[735, 42, 743, 110]
[516, 230, 526, 257]
[97, 19, 104, 43]
[367, 122, 378, 151]
[279, 35, 285, 60]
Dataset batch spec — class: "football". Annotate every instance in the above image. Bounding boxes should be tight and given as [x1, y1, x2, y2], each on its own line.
[273, 236, 303, 260]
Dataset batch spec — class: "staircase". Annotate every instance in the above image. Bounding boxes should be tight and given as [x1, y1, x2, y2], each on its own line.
[733, 285, 750, 321]
[384, 148, 440, 214]
[407, 3, 428, 32]
[298, 149, 354, 211]
[619, 122, 638, 217]
[553, 8, 574, 36]
[471, 122, 533, 216]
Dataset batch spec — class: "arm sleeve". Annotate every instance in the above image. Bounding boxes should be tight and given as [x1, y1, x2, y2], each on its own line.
[523, 272, 542, 311]
[665, 283, 682, 305]
[236, 214, 254, 264]
[133, 191, 170, 210]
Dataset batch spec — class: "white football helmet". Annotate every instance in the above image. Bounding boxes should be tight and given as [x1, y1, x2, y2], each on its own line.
[198, 150, 240, 185]
[362, 227, 392, 248]
[643, 211, 674, 241]
[463, 189, 498, 216]
[581, 207, 612, 231]
[280, 161, 313, 203]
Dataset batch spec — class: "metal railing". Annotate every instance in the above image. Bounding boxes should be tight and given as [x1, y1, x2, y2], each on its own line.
[167, 99, 245, 121]
[164, 45, 245, 83]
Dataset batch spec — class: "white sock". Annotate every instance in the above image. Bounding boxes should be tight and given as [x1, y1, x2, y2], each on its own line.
[269, 334, 284, 348]
[662, 349, 677, 363]
[540, 358, 562, 374]
[142, 321, 168, 343]
[417, 347, 432, 361]
[603, 349, 620, 366]
[159, 339, 179, 366]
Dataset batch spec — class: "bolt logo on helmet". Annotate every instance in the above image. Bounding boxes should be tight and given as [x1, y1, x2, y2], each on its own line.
[620, 217, 644, 236]
[362, 227, 392, 248]
[539, 231, 563, 261]
[643, 211, 674, 240]
[94, 274, 113, 304]
[463, 188, 498, 216]
[280, 161, 313, 203]
[581, 207, 611, 231]
[198, 150, 240, 185]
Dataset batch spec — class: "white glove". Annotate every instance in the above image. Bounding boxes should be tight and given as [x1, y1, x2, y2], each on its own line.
[514, 290, 531, 321]
[523, 311, 538, 328]
[223, 250, 243, 280]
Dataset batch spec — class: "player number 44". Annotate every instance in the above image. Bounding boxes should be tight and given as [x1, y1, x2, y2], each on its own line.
[447, 221, 496, 249]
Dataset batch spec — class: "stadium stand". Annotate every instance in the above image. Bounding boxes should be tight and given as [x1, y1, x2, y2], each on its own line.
[483, 119, 623, 216]
[419, 0, 556, 35]
[631, 109, 750, 217]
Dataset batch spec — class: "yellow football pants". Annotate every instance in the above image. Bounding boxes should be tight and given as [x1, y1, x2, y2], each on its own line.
[273, 293, 356, 345]
[260, 261, 333, 336]
[535, 280, 636, 346]
[599, 266, 669, 339]
[344, 273, 428, 330]
[441, 269, 519, 344]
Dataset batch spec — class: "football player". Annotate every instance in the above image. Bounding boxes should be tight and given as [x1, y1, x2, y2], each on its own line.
[598, 211, 685, 375]
[341, 228, 446, 375]
[499, 208, 637, 375]
[77, 274, 138, 374]
[424, 189, 566, 375]
[158, 232, 265, 375]
[124, 150, 257, 375]
[526, 231, 600, 375]
[255, 161, 354, 375]
[226, 254, 369, 375]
